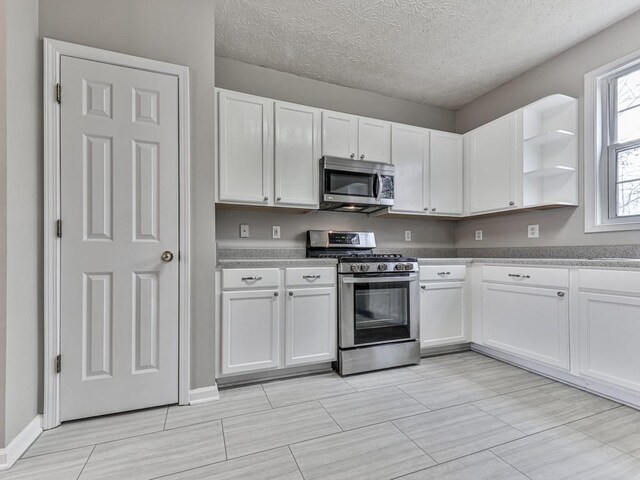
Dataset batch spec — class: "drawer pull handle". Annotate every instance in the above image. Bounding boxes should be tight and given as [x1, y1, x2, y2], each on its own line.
[421, 285, 427, 290]
[557, 291, 565, 297]
[242, 276, 263, 281]
[303, 275, 321, 280]
[437, 272, 451, 276]
[508, 274, 531, 279]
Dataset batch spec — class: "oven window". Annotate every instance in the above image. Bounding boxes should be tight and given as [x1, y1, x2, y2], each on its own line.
[353, 281, 410, 344]
[326, 170, 375, 197]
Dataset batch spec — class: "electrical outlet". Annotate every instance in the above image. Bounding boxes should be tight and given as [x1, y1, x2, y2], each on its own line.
[239, 224, 249, 238]
[475, 230, 483, 241]
[272, 225, 281, 239]
[404, 230, 412, 242]
[528, 224, 539, 238]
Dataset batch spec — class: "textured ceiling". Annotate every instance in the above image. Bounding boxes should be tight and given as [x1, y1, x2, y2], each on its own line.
[215, 0, 640, 109]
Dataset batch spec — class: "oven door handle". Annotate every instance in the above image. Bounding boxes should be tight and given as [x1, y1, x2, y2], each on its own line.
[341, 274, 418, 284]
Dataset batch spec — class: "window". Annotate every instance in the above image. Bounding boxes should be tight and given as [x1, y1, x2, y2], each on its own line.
[585, 49, 640, 232]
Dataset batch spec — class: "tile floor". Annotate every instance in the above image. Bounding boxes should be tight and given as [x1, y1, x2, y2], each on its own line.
[3, 351, 640, 479]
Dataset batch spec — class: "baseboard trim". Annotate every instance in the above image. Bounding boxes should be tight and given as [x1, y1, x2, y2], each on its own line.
[189, 385, 220, 405]
[0, 415, 42, 471]
[471, 343, 640, 409]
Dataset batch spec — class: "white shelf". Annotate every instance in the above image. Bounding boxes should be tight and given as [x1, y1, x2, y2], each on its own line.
[524, 165, 576, 178]
[524, 130, 575, 148]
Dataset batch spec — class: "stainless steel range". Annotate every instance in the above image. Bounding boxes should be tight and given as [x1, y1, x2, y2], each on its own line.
[307, 230, 420, 375]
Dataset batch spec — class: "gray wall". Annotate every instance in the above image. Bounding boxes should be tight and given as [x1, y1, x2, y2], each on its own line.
[215, 57, 458, 250]
[216, 209, 455, 249]
[39, 0, 216, 389]
[0, 0, 7, 449]
[455, 10, 640, 248]
[216, 56, 456, 132]
[0, 0, 40, 448]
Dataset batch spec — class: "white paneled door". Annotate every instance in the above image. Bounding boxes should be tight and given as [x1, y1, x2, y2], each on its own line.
[60, 56, 179, 421]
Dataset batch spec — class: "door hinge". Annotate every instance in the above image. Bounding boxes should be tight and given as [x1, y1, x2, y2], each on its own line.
[55, 83, 61, 104]
[55, 354, 61, 374]
[56, 219, 62, 238]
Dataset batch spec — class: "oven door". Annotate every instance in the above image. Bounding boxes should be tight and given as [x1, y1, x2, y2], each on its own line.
[339, 273, 419, 348]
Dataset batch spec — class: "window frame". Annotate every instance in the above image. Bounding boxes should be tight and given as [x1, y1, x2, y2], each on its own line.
[585, 47, 640, 232]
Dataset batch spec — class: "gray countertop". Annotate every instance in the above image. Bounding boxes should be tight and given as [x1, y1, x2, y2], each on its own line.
[216, 258, 338, 270]
[418, 257, 640, 268]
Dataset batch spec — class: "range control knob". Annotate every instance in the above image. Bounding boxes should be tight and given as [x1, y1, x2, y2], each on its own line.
[404, 263, 414, 270]
[395, 264, 404, 271]
[360, 264, 370, 272]
[350, 264, 359, 272]
[378, 264, 388, 271]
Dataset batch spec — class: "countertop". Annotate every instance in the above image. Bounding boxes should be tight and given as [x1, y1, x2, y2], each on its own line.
[418, 257, 640, 268]
[216, 258, 338, 269]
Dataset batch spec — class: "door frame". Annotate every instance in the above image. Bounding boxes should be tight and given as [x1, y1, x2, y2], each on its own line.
[43, 38, 192, 429]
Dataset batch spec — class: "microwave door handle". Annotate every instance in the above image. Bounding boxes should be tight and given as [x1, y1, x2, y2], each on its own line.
[375, 173, 382, 201]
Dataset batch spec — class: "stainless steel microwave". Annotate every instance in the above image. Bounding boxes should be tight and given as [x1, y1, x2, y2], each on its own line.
[319, 156, 395, 213]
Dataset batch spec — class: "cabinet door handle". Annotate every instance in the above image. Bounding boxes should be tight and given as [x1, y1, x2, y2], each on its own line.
[509, 201, 515, 206]
[288, 291, 294, 296]
[437, 272, 451, 276]
[273, 292, 279, 297]
[263, 196, 269, 202]
[360, 154, 365, 159]
[557, 291, 565, 297]
[432, 208, 437, 212]
[420, 285, 427, 290]
[276, 196, 281, 201]
[350, 153, 355, 158]
[242, 276, 263, 281]
[302, 275, 321, 280]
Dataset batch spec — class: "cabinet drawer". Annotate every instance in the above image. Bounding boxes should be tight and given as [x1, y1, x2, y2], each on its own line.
[286, 267, 336, 287]
[580, 269, 640, 295]
[420, 265, 466, 282]
[222, 268, 280, 290]
[482, 265, 568, 289]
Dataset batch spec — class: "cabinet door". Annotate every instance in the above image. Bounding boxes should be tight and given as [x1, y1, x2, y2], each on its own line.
[579, 292, 640, 392]
[285, 287, 336, 366]
[322, 111, 358, 158]
[428, 131, 463, 215]
[221, 289, 280, 375]
[390, 124, 428, 214]
[358, 117, 391, 163]
[217, 90, 273, 204]
[274, 102, 321, 208]
[467, 112, 519, 214]
[420, 282, 467, 348]
[482, 283, 569, 369]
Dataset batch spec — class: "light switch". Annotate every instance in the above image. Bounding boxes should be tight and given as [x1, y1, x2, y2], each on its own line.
[528, 224, 539, 238]
[240, 224, 249, 238]
[475, 230, 483, 241]
[272, 225, 281, 239]
[404, 230, 412, 242]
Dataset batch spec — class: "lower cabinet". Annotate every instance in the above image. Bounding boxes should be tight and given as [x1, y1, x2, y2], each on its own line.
[482, 283, 569, 370]
[285, 287, 337, 366]
[578, 292, 640, 392]
[221, 289, 281, 376]
[420, 281, 466, 348]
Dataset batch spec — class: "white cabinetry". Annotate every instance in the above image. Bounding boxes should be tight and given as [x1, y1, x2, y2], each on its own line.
[221, 288, 280, 375]
[322, 111, 391, 163]
[578, 269, 640, 392]
[465, 112, 520, 214]
[219, 266, 337, 377]
[480, 265, 569, 370]
[419, 265, 468, 348]
[217, 89, 273, 205]
[274, 102, 321, 207]
[390, 124, 428, 214]
[285, 287, 336, 366]
[427, 131, 464, 215]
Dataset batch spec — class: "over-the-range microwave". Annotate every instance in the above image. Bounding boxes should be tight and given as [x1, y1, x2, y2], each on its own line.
[319, 156, 395, 213]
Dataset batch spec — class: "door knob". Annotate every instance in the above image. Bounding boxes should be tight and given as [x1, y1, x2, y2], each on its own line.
[161, 251, 174, 263]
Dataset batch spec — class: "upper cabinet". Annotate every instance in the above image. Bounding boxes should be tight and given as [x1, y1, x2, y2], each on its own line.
[321, 111, 359, 159]
[274, 102, 321, 208]
[390, 124, 428, 214]
[217, 89, 273, 205]
[322, 111, 391, 163]
[464, 94, 578, 215]
[428, 131, 464, 215]
[465, 112, 520, 214]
